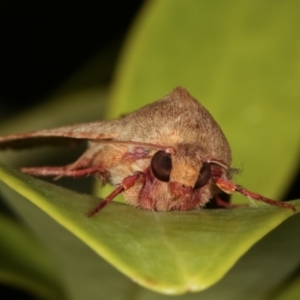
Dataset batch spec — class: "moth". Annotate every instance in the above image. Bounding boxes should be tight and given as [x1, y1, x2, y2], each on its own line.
[0, 87, 295, 216]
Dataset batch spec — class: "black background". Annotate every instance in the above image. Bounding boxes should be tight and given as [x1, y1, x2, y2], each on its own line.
[0, 1, 143, 115]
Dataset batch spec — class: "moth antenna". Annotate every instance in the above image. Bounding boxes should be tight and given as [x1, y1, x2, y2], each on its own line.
[208, 159, 228, 169]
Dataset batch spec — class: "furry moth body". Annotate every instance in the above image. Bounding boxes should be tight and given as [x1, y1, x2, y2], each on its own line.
[0, 87, 295, 215]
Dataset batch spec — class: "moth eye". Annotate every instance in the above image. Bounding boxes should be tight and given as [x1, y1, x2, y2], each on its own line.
[194, 162, 211, 189]
[151, 150, 172, 182]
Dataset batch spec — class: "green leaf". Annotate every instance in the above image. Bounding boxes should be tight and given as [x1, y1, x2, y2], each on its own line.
[0, 213, 66, 300]
[109, 0, 300, 203]
[0, 188, 134, 300]
[0, 162, 298, 295]
[274, 276, 300, 300]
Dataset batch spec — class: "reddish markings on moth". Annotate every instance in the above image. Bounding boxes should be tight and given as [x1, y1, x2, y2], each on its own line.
[0, 87, 296, 216]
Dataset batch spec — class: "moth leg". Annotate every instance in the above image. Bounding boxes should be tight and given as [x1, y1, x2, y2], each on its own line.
[205, 193, 231, 209]
[214, 177, 296, 212]
[21, 147, 105, 178]
[21, 165, 102, 178]
[88, 172, 142, 217]
[214, 194, 233, 208]
[205, 192, 245, 209]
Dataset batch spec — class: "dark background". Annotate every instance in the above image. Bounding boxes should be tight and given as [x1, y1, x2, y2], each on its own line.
[0, 1, 143, 116]
[0, 1, 144, 299]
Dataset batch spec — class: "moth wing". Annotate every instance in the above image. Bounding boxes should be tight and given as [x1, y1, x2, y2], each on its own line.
[0, 121, 119, 150]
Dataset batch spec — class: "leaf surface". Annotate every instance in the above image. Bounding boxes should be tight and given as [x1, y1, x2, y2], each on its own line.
[0, 162, 298, 294]
[0, 213, 66, 300]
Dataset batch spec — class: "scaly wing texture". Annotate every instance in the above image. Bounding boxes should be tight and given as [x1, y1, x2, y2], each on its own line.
[0, 121, 120, 150]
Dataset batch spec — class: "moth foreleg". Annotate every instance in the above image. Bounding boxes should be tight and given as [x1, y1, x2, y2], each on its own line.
[21, 165, 102, 178]
[206, 193, 233, 209]
[214, 177, 296, 212]
[88, 172, 142, 217]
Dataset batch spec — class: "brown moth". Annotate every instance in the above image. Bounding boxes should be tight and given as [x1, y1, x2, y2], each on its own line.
[0, 87, 296, 216]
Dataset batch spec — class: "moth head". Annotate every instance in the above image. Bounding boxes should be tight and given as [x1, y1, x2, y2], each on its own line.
[150, 148, 215, 200]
